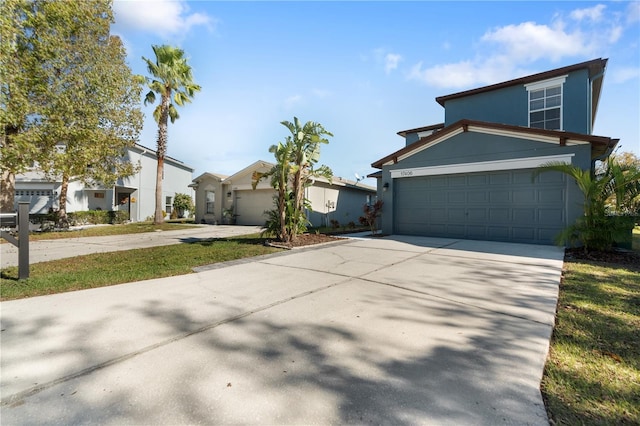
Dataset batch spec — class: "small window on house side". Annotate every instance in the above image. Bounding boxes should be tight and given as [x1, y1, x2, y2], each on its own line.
[165, 196, 172, 214]
[205, 191, 215, 214]
[525, 75, 566, 131]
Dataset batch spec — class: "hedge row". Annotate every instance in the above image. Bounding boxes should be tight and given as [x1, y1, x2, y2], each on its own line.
[30, 210, 129, 226]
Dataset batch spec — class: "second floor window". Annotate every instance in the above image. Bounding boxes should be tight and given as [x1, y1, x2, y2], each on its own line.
[525, 75, 566, 131]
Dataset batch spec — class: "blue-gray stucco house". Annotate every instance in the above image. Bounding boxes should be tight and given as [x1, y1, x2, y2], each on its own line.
[371, 58, 619, 245]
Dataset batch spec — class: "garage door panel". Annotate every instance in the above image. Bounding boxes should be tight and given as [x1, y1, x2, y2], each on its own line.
[447, 225, 465, 237]
[490, 191, 510, 203]
[448, 192, 465, 203]
[539, 208, 564, 224]
[468, 175, 487, 186]
[513, 189, 536, 203]
[539, 188, 564, 203]
[430, 192, 446, 203]
[448, 208, 466, 221]
[513, 208, 535, 222]
[467, 208, 486, 222]
[449, 175, 466, 186]
[489, 208, 510, 222]
[490, 173, 510, 184]
[430, 208, 447, 221]
[488, 226, 510, 239]
[513, 227, 536, 240]
[394, 168, 566, 244]
[467, 226, 487, 239]
[467, 191, 488, 203]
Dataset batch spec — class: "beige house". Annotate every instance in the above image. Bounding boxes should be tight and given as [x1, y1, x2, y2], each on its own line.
[191, 160, 376, 227]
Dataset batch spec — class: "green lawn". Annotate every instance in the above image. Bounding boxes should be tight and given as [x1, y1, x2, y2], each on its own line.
[0, 234, 280, 300]
[11, 221, 201, 242]
[542, 227, 640, 424]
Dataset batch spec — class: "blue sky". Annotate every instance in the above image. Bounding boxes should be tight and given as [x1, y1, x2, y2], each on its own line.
[112, 1, 640, 186]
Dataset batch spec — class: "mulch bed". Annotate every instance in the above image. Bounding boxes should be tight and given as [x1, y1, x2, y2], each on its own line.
[565, 247, 640, 270]
[265, 233, 347, 249]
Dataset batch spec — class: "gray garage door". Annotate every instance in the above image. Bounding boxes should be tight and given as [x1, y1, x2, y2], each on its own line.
[394, 169, 567, 244]
[235, 189, 275, 226]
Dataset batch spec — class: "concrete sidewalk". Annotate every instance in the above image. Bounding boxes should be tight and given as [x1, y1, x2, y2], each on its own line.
[0, 236, 563, 425]
[1, 225, 263, 268]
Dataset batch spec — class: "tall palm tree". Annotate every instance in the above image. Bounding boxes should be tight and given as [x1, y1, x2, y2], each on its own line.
[142, 45, 201, 224]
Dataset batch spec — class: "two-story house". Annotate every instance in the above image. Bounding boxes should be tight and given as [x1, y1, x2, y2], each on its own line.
[371, 58, 618, 245]
[14, 143, 194, 222]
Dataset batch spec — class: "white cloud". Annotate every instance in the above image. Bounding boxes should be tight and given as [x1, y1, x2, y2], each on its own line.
[570, 4, 606, 22]
[408, 4, 629, 90]
[627, 1, 640, 24]
[407, 57, 521, 89]
[384, 53, 402, 74]
[283, 94, 303, 109]
[113, 0, 214, 37]
[481, 21, 587, 62]
[312, 89, 331, 99]
[609, 67, 640, 84]
[372, 48, 403, 74]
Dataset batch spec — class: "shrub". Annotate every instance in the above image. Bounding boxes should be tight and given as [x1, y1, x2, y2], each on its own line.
[173, 193, 194, 218]
[359, 200, 384, 235]
[330, 219, 340, 229]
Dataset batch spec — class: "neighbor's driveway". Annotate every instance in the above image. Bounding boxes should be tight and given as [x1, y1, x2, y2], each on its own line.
[0, 235, 563, 425]
[1, 225, 263, 268]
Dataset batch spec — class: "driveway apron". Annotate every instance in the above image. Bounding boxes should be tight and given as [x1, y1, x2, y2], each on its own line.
[0, 235, 564, 425]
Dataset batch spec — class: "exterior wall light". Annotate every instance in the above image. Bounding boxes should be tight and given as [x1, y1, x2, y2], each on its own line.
[383, 182, 389, 191]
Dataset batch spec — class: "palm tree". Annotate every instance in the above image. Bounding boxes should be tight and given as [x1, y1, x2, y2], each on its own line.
[533, 158, 640, 251]
[252, 118, 333, 242]
[142, 45, 201, 224]
[282, 117, 333, 237]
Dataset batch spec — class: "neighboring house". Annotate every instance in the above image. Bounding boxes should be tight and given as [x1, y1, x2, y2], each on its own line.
[14, 143, 195, 222]
[191, 160, 376, 227]
[371, 58, 618, 245]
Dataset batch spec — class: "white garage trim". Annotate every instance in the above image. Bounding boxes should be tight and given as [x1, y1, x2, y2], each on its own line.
[390, 153, 575, 179]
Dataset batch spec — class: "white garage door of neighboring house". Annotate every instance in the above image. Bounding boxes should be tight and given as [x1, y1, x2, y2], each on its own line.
[394, 169, 568, 244]
[234, 189, 275, 226]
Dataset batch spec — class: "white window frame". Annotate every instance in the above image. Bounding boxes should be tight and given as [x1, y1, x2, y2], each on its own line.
[165, 196, 172, 214]
[525, 75, 567, 131]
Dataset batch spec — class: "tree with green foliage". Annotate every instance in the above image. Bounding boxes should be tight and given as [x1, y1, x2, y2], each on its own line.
[534, 154, 640, 251]
[172, 193, 194, 218]
[253, 117, 333, 243]
[142, 45, 201, 225]
[0, 0, 143, 223]
[0, 0, 42, 213]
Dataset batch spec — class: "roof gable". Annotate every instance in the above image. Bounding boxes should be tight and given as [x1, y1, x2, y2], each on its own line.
[371, 119, 618, 169]
[435, 58, 607, 108]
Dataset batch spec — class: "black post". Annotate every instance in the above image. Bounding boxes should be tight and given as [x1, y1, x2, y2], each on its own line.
[18, 202, 29, 280]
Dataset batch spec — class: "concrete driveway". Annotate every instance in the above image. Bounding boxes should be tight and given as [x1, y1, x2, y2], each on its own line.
[0, 235, 564, 425]
[1, 225, 263, 268]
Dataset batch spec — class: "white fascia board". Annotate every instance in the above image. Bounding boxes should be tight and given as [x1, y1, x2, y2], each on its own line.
[467, 125, 590, 146]
[390, 153, 575, 179]
[524, 75, 568, 91]
[382, 127, 465, 166]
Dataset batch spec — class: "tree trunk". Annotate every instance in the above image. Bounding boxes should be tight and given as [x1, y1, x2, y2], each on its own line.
[154, 155, 164, 224]
[0, 170, 16, 213]
[58, 174, 69, 227]
[154, 92, 170, 225]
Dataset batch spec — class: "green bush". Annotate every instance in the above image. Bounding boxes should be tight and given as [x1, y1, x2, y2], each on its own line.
[68, 210, 129, 225]
[173, 193, 194, 218]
